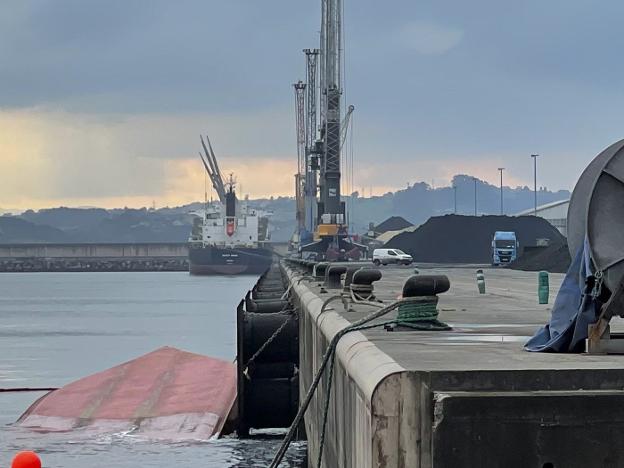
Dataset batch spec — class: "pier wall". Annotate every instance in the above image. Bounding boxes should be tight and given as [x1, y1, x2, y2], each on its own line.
[285, 265, 415, 467]
[284, 262, 624, 468]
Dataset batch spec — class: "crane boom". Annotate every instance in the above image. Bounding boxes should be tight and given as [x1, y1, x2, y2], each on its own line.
[340, 105, 354, 150]
[199, 135, 226, 203]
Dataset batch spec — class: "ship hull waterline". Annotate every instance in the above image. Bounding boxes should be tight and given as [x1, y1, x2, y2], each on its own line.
[189, 245, 273, 276]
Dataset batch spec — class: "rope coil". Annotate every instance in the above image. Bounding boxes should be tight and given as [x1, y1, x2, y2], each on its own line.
[349, 283, 377, 302]
[395, 297, 450, 331]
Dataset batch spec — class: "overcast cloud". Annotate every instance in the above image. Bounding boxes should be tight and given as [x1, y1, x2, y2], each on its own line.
[1, 0, 624, 208]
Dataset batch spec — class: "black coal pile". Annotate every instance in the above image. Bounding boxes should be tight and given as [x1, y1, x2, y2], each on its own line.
[510, 243, 571, 273]
[374, 216, 413, 234]
[385, 214, 565, 264]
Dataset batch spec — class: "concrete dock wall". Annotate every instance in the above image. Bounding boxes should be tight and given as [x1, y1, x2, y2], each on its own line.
[286, 265, 410, 467]
[285, 262, 624, 468]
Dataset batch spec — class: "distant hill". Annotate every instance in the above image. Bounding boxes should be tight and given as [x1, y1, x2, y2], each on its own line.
[0, 217, 69, 243]
[344, 175, 570, 234]
[20, 207, 109, 232]
[0, 174, 570, 244]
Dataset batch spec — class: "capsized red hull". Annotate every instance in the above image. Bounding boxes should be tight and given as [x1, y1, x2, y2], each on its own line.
[18, 346, 236, 441]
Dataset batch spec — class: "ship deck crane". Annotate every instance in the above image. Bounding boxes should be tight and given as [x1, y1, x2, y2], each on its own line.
[199, 135, 226, 203]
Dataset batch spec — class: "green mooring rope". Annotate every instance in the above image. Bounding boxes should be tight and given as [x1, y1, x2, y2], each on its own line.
[396, 301, 450, 330]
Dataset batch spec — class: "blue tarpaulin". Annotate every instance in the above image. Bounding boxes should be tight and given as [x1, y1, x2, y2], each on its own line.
[524, 238, 602, 353]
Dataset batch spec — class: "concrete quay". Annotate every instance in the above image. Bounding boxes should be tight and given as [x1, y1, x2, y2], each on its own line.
[283, 261, 624, 468]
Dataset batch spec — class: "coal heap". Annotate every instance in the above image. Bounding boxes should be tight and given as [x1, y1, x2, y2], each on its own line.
[510, 243, 571, 273]
[385, 214, 565, 264]
[374, 216, 413, 234]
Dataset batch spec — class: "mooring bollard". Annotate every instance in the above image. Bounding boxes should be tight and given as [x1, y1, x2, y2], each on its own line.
[538, 270, 549, 304]
[476, 269, 486, 294]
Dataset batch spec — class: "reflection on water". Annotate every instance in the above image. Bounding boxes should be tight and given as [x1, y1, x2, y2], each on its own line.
[0, 272, 306, 467]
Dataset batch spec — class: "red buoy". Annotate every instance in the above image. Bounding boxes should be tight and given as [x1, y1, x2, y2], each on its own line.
[11, 451, 41, 468]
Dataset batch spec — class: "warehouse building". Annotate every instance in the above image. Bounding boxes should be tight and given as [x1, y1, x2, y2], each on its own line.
[515, 199, 569, 237]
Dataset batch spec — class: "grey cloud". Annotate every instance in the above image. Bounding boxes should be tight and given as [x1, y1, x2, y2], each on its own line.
[397, 21, 463, 55]
[3, 0, 624, 192]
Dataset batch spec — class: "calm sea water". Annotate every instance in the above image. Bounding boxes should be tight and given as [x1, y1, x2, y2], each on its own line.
[0, 272, 306, 467]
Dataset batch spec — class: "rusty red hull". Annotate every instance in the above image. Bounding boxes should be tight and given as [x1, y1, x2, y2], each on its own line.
[18, 347, 236, 441]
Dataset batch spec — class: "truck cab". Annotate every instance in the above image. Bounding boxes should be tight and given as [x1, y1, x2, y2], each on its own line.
[492, 231, 518, 266]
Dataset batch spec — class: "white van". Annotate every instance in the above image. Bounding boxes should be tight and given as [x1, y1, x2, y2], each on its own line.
[372, 248, 413, 266]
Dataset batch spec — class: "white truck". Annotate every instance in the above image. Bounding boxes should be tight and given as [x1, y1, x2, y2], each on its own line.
[372, 248, 413, 266]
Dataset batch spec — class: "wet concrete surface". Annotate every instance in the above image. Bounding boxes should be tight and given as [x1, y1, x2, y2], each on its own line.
[311, 264, 624, 371]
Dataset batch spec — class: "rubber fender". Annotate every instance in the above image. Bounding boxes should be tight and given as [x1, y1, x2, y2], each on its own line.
[244, 371, 298, 429]
[248, 362, 297, 379]
[246, 298, 290, 313]
[402, 275, 450, 297]
[252, 290, 284, 300]
[257, 280, 285, 289]
[257, 283, 285, 291]
[241, 312, 299, 363]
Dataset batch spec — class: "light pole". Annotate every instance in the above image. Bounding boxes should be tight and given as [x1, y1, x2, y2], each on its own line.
[498, 167, 505, 215]
[473, 177, 478, 216]
[531, 154, 538, 215]
[453, 184, 457, 214]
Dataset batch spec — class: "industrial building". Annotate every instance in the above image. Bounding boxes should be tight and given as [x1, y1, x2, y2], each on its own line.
[515, 199, 569, 237]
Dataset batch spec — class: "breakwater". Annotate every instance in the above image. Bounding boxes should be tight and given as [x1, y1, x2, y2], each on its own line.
[0, 242, 188, 272]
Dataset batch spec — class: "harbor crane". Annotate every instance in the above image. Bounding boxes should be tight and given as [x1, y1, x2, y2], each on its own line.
[293, 81, 307, 238]
[296, 0, 365, 260]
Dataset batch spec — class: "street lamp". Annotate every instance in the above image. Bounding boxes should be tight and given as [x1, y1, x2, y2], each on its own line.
[473, 177, 478, 216]
[531, 154, 539, 216]
[453, 184, 457, 214]
[498, 168, 505, 215]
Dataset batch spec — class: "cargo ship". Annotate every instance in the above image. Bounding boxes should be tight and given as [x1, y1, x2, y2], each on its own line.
[188, 136, 272, 275]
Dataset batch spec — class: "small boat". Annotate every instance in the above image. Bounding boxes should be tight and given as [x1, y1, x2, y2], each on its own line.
[18, 347, 236, 441]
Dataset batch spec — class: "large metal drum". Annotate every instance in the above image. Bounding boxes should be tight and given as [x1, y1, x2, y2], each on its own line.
[568, 139, 624, 291]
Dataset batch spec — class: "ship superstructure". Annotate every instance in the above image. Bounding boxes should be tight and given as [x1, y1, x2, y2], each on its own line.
[188, 136, 272, 275]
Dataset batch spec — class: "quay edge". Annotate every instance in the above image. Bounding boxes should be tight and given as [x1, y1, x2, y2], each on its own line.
[283, 260, 624, 468]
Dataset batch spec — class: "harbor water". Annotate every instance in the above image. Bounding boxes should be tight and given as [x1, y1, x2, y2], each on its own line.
[0, 272, 306, 467]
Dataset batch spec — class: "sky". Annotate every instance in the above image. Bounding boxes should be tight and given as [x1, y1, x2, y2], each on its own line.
[2, 0, 624, 210]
